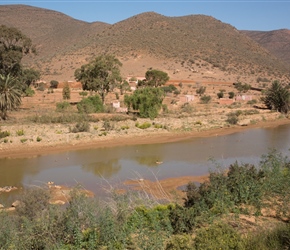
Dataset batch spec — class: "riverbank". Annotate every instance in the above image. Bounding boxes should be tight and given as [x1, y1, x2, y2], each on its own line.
[1, 112, 290, 159]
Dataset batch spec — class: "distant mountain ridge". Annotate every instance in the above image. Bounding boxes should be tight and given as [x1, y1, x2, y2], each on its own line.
[0, 4, 289, 83]
[241, 29, 290, 65]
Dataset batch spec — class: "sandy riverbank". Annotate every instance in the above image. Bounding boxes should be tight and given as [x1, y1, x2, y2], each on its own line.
[1, 115, 290, 159]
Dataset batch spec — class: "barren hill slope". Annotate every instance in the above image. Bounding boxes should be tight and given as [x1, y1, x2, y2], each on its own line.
[0, 5, 289, 84]
[242, 29, 290, 66]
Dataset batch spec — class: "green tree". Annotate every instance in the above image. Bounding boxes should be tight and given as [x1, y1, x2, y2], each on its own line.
[261, 80, 290, 114]
[77, 95, 104, 114]
[138, 69, 169, 88]
[124, 87, 165, 119]
[0, 74, 22, 120]
[19, 68, 40, 91]
[234, 82, 251, 93]
[74, 55, 122, 104]
[62, 82, 71, 100]
[50, 80, 59, 89]
[0, 25, 35, 76]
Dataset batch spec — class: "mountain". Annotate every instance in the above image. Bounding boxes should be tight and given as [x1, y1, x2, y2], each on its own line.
[0, 4, 289, 84]
[242, 29, 290, 66]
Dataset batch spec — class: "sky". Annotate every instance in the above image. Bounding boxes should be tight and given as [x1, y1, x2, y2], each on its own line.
[1, 0, 290, 31]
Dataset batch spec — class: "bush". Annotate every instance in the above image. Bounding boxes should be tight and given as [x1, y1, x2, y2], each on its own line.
[194, 222, 244, 250]
[200, 95, 211, 104]
[165, 234, 193, 250]
[135, 122, 151, 129]
[124, 87, 165, 119]
[0, 130, 10, 139]
[50, 80, 59, 89]
[62, 82, 71, 100]
[228, 91, 235, 99]
[16, 129, 24, 136]
[24, 87, 35, 97]
[56, 101, 71, 112]
[196, 86, 206, 95]
[77, 95, 104, 114]
[70, 121, 90, 133]
[226, 114, 239, 125]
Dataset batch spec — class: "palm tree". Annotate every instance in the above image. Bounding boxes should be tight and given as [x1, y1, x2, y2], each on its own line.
[0, 74, 22, 120]
[261, 80, 290, 114]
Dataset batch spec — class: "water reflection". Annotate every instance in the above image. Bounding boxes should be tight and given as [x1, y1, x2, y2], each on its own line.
[82, 159, 121, 178]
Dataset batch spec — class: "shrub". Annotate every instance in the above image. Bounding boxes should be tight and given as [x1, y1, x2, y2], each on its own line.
[24, 87, 35, 97]
[16, 129, 24, 136]
[180, 103, 193, 114]
[56, 101, 71, 112]
[50, 80, 59, 89]
[77, 95, 104, 114]
[36, 136, 42, 142]
[0, 130, 10, 139]
[124, 87, 164, 119]
[62, 82, 71, 100]
[217, 91, 224, 99]
[135, 122, 151, 129]
[194, 222, 244, 250]
[247, 99, 257, 105]
[228, 91, 235, 99]
[200, 95, 211, 104]
[226, 114, 239, 125]
[79, 91, 88, 98]
[16, 187, 50, 220]
[165, 234, 193, 250]
[196, 86, 206, 95]
[70, 121, 90, 133]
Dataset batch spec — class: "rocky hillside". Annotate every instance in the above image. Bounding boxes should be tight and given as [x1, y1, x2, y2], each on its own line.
[0, 4, 289, 84]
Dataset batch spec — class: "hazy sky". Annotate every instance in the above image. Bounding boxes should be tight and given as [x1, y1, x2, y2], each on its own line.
[1, 0, 290, 31]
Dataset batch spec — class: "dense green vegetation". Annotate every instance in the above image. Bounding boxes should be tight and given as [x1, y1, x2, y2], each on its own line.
[1, 150, 290, 249]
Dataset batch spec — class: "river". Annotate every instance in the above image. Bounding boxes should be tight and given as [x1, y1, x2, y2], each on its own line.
[0, 123, 290, 203]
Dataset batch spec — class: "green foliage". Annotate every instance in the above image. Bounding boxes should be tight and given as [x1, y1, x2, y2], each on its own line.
[228, 91, 235, 99]
[162, 84, 177, 93]
[56, 101, 71, 112]
[165, 234, 193, 250]
[261, 80, 290, 114]
[70, 121, 90, 133]
[50, 80, 59, 89]
[20, 68, 40, 89]
[77, 95, 104, 114]
[75, 54, 122, 103]
[247, 99, 257, 105]
[200, 95, 211, 104]
[139, 69, 169, 88]
[0, 74, 22, 120]
[234, 82, 251, 93]
[194, 222, 244, 250]
[24, 86, 35, 97]
[125, 87, 165, 119]
[217, 91, 224, 99]
[181, 103, 193, 114]
[0, 129, 10, 138]
[16, 187, 50, 220]
[79, 91, 88, 97]
[135, 121, 151, 129]
[196, 86, 206, 95]
[62, 82, 71, 100]
[0, 25, 35, 76]
[226, 113, 239, 125]
[36, 136, 42, 142]
[16, 129, 24, 136]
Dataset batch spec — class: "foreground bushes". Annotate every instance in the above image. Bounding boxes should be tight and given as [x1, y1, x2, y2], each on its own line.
[0, 150, 290, 249]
